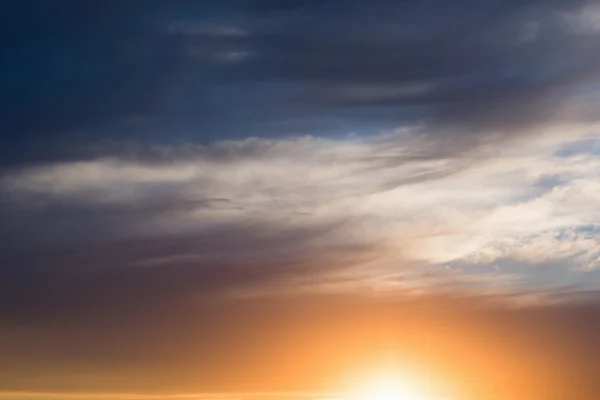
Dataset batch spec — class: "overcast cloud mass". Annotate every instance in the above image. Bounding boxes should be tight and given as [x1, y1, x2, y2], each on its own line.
[3, 1, 600, 400]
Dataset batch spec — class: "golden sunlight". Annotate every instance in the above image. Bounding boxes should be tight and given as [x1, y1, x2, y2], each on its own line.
[345, 364, 448, 400]
[355, 376, 422, 400]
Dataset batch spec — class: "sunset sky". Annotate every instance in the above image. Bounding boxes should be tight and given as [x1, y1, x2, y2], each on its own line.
[3, 1, 600, 400]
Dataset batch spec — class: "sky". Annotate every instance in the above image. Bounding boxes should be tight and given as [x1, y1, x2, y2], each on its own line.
[3, 0, 600, 399]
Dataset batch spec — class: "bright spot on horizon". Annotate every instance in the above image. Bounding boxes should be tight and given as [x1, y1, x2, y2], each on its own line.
[345, 364, 448, 400]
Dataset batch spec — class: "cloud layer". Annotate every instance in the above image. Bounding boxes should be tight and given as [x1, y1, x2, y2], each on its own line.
[3, 126, 600, 302]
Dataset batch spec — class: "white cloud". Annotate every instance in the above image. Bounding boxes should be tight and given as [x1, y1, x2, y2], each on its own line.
[3, 127, 600, 297]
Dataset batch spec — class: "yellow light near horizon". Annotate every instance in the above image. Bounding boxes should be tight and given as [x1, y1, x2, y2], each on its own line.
[347, 365, 445, 400]
[356, 377, 419, 400]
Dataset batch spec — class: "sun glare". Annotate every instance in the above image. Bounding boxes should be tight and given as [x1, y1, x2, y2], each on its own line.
[346, 365, 445, 400]
[356, 376, 420, 400]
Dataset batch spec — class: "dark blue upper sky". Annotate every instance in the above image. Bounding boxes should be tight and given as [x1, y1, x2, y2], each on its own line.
[3, 0, 599, 167]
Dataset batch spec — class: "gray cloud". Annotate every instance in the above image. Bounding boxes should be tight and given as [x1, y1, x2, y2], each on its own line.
[261, 0, 600, 143]
[4, 0, 600, 168]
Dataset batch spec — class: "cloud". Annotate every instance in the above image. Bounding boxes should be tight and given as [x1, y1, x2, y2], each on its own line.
[253, 0, 600, 138]
[560, 1, 600, 33]
[4, 0, 600, 167]
[2, 124, 600, 395]
[3, 126, 600, 301]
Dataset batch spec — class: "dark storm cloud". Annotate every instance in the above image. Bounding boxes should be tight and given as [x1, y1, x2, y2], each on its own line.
[3, 0, 600, 167]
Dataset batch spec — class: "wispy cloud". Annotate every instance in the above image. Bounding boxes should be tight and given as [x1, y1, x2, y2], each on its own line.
[2, 125, 600, 299]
